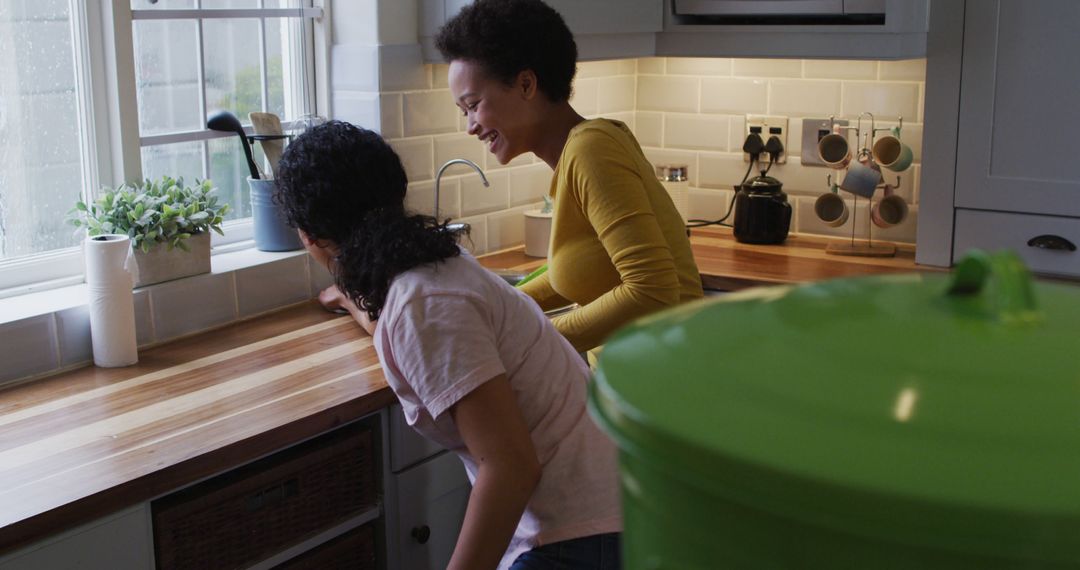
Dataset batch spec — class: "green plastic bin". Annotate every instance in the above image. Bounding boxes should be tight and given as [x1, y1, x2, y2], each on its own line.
[590, 251, 1080, 569]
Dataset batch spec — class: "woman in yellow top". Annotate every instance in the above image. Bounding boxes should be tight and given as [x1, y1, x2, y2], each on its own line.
[437, 0, 703, 354]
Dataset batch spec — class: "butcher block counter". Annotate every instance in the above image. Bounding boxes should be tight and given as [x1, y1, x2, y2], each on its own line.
[0, 228, 931, 559]
[0, 303, 393, 558]
[477, 227, 931, 290]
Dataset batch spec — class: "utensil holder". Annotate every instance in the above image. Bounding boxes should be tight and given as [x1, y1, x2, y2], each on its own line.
[248, 177, 303, 252]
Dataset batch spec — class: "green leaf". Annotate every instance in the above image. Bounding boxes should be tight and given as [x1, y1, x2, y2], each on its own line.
[75, 201, 88, 212]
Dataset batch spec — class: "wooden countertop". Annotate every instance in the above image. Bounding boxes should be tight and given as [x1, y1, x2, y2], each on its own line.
[0, 302, 394, 554]
[1, 229, 930, 554]
[478, 227, 934, 290]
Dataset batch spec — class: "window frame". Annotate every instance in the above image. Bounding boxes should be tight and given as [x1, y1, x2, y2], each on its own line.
[0, 0, 329, 299]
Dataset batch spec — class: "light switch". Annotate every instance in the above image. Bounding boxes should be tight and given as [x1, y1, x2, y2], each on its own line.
[801, 117, 850, 167]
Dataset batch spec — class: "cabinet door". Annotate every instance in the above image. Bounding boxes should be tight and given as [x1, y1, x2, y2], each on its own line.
[389, 403, 445, 473]
[394, 451, 471, 570]
[0, 506, 153, 570]
[955, 0, 1080, 216]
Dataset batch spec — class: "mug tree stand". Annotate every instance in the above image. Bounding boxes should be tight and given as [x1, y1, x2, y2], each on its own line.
[824, 194, 897, 258]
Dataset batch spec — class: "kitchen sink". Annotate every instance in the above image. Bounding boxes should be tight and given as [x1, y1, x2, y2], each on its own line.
[488, 269, 576, 317]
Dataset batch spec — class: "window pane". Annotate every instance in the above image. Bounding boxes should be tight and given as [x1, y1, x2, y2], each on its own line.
[141, 140, 204, 187]
[204, 18, 262, 122]
[0, 0, 84, 259]
[130, 0, 196, 9]
[209, 137, 264, 220]
[133, 19, 201, 136]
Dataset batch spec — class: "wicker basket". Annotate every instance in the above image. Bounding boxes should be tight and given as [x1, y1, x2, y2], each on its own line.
[272, 524, 376, 570]
[153, 424, 376, 570]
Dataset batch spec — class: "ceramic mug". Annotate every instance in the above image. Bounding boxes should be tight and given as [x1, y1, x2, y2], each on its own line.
[817, 128, 852, 169]
[871, 128, 914, 172]
[839, 154, 882, 199]
[871, 185, 909, 228]
[814, 185, 849, 227]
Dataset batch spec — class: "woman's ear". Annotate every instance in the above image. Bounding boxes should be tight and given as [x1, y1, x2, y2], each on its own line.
[516, 69, 539, 100]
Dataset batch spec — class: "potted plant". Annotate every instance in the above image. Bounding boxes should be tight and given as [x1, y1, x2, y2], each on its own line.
[69, 176, 229, 287]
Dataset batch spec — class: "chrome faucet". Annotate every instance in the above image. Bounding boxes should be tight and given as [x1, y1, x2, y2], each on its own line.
[435, 159, 489, 224]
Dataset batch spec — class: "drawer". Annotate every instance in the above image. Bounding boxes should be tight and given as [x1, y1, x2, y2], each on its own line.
[389, 403, 445, 472]
[954, 209, 1080, 278]
[394, 451, 470, 570]
[152, 423, 377, 570]
[271, 524, 376, 570]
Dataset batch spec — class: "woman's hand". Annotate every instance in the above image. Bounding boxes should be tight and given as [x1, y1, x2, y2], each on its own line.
[319, 285, 376, 336]
[447, 375, 541, 570]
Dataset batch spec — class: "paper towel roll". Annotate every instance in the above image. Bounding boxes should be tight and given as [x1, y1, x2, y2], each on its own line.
[85, 234, 138, 367]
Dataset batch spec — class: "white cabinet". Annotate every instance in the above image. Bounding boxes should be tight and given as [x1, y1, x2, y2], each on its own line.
[0, 506, 153, 570]
[384, 404, 471, 570]
[918, 0, 1080, 276]
[419, 0, 663, 62]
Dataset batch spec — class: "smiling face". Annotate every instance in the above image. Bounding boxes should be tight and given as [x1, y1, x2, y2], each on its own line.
[448, 60, 538, 165]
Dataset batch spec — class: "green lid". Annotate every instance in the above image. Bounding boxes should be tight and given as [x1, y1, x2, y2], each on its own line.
[592, 251, 1080, 562]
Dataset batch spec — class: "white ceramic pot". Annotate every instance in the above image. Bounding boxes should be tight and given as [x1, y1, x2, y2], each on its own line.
[132, 232, 212, 288]
[524, 210, 553, 258]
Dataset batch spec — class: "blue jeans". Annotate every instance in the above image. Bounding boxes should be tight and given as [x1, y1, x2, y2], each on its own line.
[509, 533, 622, 570]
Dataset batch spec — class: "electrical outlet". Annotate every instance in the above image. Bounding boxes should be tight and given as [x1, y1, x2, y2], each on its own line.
[744, 115, 788, 164]
[801, 118, 850, 167]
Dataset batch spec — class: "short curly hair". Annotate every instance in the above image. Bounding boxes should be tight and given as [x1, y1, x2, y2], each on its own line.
[435, 0, 577, 102]
[275, 121, 461, 320]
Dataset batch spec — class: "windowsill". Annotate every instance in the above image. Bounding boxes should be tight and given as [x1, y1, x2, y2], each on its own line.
[0, 242, 311, 327]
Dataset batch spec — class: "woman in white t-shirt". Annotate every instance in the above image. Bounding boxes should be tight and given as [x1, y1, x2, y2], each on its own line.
[274, 121, 622, 570]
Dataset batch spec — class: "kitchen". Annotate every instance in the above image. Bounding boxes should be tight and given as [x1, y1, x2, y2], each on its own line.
[1, 0, 1079, 568]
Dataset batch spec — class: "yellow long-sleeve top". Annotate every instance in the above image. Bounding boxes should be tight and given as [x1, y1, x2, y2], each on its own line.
[520, 119, 703, 352]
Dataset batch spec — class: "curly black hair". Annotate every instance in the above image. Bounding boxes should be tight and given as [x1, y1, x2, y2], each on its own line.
[435, 0, 577, 102]
[275, 121, 462, 320]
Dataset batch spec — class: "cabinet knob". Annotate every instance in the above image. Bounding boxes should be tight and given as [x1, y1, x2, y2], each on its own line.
[1027, 234, 1077, 252]
[411, 525, 431, 544]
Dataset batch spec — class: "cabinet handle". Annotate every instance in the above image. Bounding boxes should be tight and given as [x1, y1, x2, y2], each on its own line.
[411, 525, 431, 544]
[1027, 234, 1077, 252]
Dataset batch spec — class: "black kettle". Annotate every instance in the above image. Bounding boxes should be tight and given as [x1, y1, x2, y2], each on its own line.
[733, 172, 792, 245]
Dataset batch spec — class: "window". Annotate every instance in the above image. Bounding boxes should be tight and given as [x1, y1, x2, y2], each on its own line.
[0, 0, 324, 297]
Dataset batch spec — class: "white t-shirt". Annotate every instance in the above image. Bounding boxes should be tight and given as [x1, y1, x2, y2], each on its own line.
[373, 249, 621, 570]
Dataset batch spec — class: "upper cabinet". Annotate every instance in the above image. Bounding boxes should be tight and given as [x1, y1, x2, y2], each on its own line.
[419, 0, 663, 62]
[420, 0, 926, 62]
[657, 0, 928, 59]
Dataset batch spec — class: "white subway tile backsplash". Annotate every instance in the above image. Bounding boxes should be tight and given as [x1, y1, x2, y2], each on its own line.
[879, 59, 927, 81]
[578, 61, 623, 78]
[572, 78, 599, 116]
[403, 90, 458, 137]
[376, 0, 418, 45]
[664, 114, 729, 152]
[461, 171, 510, 217]
[454, 215, 488, 254]
[56, 305, 91, 367]
[637, 75, 699, 113]
[698, 152, 748, 190]
[598, 76, 636, 113]
[487, 205, 534, 250]
[390, 137, 434, 182]
[667, 57, 732, 76]
[405, 179, 459, 219]
[729, 116, 747, 152]
[804, 60, 877, 80]
[770, 80, 842, 116]
[150, 272, 237, 342]
[435, 133, 487, 174]
[912, 164, 922, 205]
[637, 57, 665, 74]
[734, 59, 802, 78]
[841, 82, 920, 122]
[618, 59, 637, 76]
[0, 315, 59, 385]
[701, 78, 767, 115]
[634, 112, 663, 147]
[509, 164, 553, 207]
[688, 188, 736, 221]
[379, 94, 403, 139]
[235, 256, 310, 318]
[431, 63, 450, 88]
